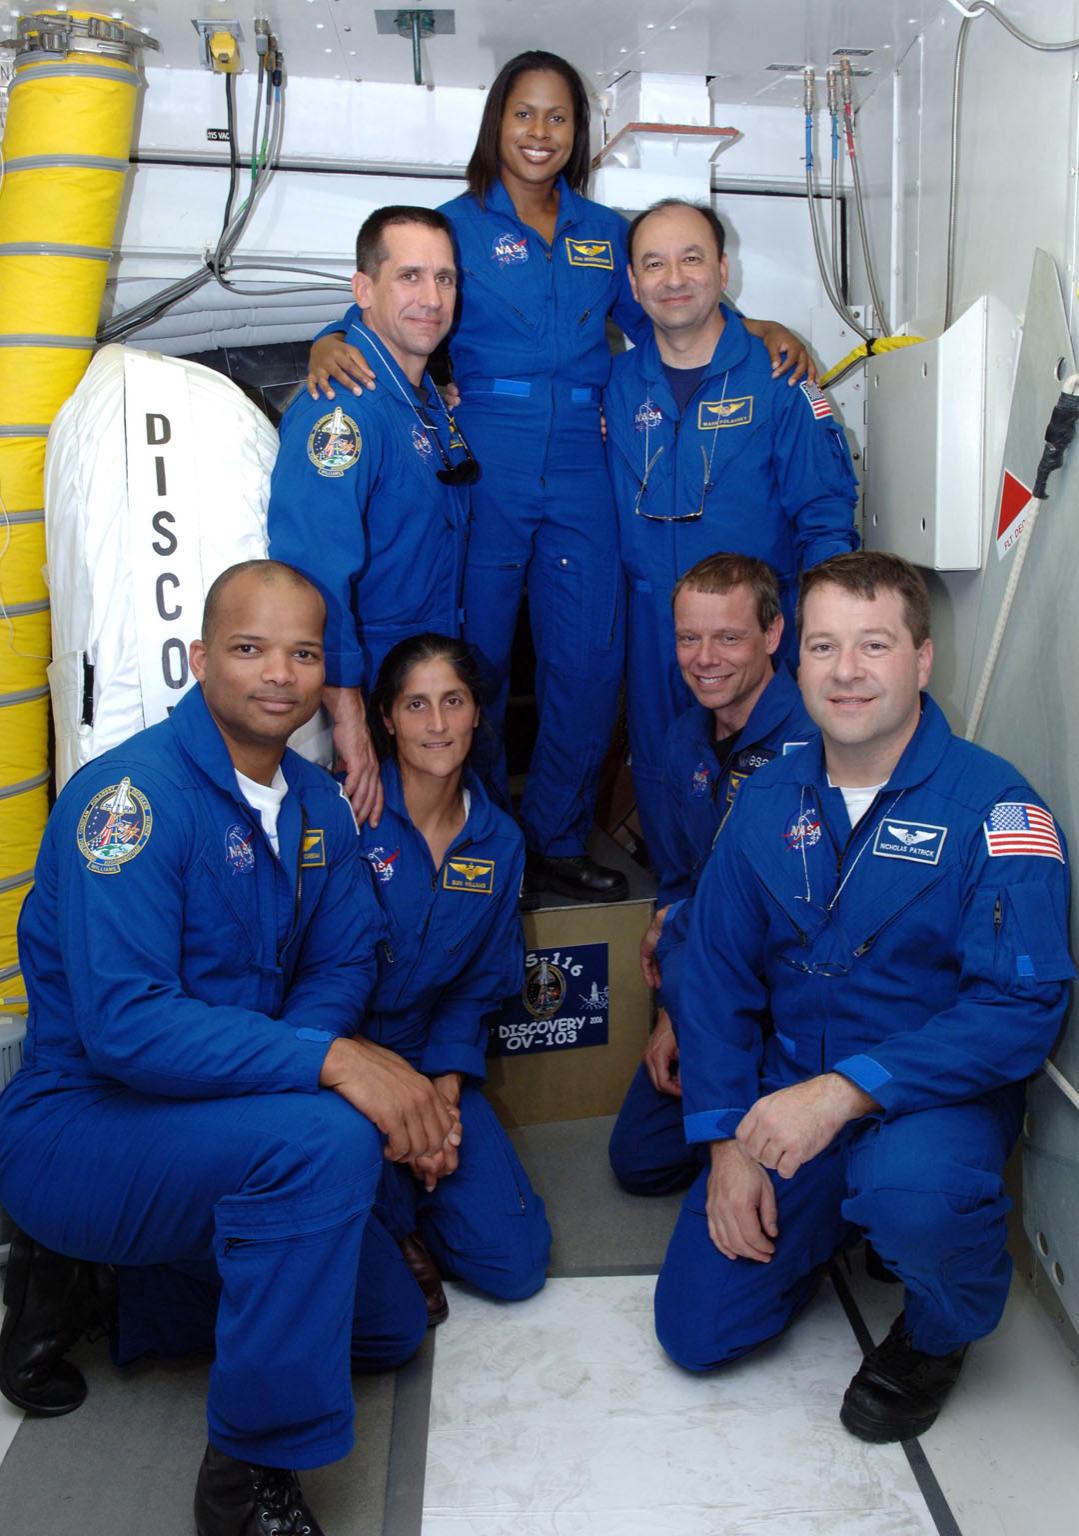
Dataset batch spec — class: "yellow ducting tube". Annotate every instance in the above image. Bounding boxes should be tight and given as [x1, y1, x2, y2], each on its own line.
[0, 11, 157, 1011]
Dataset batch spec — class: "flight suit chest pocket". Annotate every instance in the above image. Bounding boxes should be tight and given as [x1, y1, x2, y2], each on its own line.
[194, 851, 259, 961]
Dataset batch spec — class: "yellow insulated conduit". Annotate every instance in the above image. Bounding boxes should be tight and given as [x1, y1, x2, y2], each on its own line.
[0, 11, 157, 1011]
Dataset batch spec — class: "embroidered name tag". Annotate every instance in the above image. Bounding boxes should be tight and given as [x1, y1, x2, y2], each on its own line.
[872, 820, 948, 865]
[443, 857, 495, 894]
[565, 237, 614, 269]
[698, 396, 753, 429]
[301, 829, 326, 867]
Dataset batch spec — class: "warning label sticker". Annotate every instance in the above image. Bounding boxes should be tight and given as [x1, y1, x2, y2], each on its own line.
[995, 467, 1033, 560]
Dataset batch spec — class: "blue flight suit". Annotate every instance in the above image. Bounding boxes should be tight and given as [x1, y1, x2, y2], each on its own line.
[608, 665, 813, 1196]
[605, 310, 858, 869]
[325, 179, 649, 854]
[0, 685, 427, 1470]
[268, 318, 471, 696]
[654, 695, 1074, 1371]
[358, 760, 551, 1299]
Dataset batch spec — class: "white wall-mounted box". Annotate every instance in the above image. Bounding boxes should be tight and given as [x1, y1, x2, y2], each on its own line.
[864, 295, 1015, 571]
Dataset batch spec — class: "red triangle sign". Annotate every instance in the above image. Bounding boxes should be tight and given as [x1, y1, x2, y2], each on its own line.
[997, 468, 1032, 539]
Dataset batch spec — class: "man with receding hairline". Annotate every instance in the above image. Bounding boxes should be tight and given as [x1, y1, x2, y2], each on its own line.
[0, 559, 458, 1535]
[604, 196, 859, 871]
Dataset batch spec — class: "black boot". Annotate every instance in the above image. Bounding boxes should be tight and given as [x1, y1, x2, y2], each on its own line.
[0, 1227, 114, 1417]
[524, 852, 628, 902]
[194, 1444, 326, 1536]
[840, 1313, 968, 1442]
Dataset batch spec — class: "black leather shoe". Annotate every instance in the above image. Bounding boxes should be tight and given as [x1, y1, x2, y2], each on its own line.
[840, 1314, 968, 1442]
[399, 1232, 449, 1327]
[194, 1444, 326, 1536]
[0, 1227, 115, 1417]
[525, 852, 628, 902]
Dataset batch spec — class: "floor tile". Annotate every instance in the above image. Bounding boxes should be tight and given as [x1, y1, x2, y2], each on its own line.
[423, 1276, 936, 1536]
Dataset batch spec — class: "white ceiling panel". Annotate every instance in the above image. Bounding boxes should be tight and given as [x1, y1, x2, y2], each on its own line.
[0, 1, 954, 106]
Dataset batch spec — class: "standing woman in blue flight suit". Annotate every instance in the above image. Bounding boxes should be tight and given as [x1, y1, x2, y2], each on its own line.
[359, 633, 551, 1320]
[309, 51, 811, 901]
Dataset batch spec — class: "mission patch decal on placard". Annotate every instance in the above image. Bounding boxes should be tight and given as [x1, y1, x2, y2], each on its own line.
[307, 407, 361, 477]
[565, 237, 614, 269]
[698, 396, 753, 430]
[76, 777, 153, 874]
[443, 857, 495, 894]
[491, 943, 609, 1056]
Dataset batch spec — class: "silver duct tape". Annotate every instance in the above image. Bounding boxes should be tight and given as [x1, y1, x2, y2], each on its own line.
[0, 686, 50, 706]
[1, 509, 44, 524]
[2, 154, 130, 173]
[0, 335, 97, 348]
[0, 871, 34, 895]
[0, 771, 50, 801]
[1, 598, 49, 617]
[0, 242, 112, 259]
[0, 426, 50, 436]
[9, 64, 137, 88]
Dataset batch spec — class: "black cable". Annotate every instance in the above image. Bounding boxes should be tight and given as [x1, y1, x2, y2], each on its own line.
[1031, 390, 1079, 500]
[219, 70, 239, 241]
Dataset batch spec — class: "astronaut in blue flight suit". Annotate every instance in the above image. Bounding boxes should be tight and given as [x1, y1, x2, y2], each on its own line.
[607, 553, 813, 1198]
[268, 205, 473, 831]
[305, 52, 814, 901]
[357, 632, 551, 1322]
[0, 563, 459, 1536]
[655, 552, 1073, 1444]
[605, 198, 859, 873]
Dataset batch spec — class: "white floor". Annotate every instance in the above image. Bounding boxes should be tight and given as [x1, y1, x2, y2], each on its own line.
[2, 1272, 1077, 1535]
[423, 1273, 1079, 1536]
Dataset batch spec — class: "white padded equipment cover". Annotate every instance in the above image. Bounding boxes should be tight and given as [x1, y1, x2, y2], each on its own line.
[45, 344, 278, 790]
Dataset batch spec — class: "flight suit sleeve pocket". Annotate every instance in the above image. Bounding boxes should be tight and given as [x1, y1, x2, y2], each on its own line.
[1001, 883, 1076, 988]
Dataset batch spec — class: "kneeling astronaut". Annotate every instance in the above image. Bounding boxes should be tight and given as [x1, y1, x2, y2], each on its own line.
[656, 551, 1073, 1442]
[0, 561, 460, 1536]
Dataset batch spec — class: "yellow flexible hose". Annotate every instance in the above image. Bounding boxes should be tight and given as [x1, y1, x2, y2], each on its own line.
[0, 10, 151, 1011]
[820, 334, 927, 388]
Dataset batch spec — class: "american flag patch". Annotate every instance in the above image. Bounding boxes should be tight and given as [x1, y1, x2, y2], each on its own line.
[800, 380, 833, 419]
[983, 802, 1064, 862]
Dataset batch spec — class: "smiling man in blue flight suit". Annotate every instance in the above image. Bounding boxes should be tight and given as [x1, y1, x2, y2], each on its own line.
[608, 552, 813, 1198]
[654, 551, 1073, 1443]
[605, 198, 859, 873]
[0, 561, 458, 1536]
[268, 206, 474, 831]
